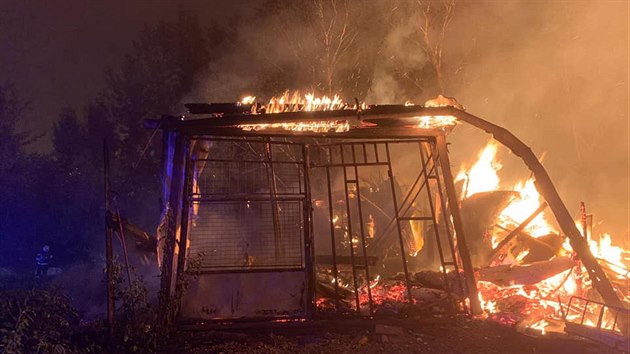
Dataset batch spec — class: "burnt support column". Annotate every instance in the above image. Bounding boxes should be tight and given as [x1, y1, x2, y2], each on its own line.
[435, 134, 483, 315]
[175, 139, 193, 312]
[303, 144, 316, 317]
[159, 133, 187, 321]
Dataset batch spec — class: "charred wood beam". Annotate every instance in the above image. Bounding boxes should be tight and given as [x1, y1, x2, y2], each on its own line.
[159, 134, 187, 323]
[175, 141, 193, 316]
[516, 232, 562, 263]
[460, 190, 519, 266]
[147, 124, 450, 140]
[184, 103, 254, 115]
[148, 106, 458, 129]
[109, 214, 157, 252]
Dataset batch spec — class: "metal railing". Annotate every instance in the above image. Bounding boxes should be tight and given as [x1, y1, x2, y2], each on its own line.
[565, 295, 629, 334]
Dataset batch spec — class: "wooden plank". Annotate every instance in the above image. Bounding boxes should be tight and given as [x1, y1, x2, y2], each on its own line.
[478, 257, 574, 286]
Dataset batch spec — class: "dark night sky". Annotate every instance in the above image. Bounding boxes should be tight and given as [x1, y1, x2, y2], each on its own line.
[0, 0, 246, 152]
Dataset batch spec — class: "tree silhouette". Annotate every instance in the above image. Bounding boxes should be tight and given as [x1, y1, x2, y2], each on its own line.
[101, 12, 210, 230]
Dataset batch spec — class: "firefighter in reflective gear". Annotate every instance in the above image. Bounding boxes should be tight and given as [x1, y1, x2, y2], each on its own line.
[35, 244, 53, 278]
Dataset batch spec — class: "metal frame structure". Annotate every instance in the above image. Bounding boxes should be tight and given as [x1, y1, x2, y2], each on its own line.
[564, 295, 629, 350]
[565, 296, 627, 333]
[151, 104, 484, 320]
[309, 138, 468, 315]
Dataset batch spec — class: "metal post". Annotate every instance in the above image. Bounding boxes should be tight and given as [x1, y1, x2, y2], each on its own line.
[303, 144, 316, 317]
[428, 140, 467, 311]
[340, 146, 362, 313]
[175, 139, 193, 311]
[435, 134, 482, 315]
[264, 139, 283, 259]
[325, 165, 341, 312]
[159, 134, 186, 321]
[351, 144, 374, 314]
[418, 143, 448, 278]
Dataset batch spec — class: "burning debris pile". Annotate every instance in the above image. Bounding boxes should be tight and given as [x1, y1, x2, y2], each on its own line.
[312, 137, 628, 347]
[455, 141, 629, 338]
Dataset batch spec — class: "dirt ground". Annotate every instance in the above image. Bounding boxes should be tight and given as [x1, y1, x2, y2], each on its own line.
[171, 316, 626, 354]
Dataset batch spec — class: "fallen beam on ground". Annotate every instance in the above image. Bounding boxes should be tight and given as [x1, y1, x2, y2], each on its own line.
[479, 257, 574, 286]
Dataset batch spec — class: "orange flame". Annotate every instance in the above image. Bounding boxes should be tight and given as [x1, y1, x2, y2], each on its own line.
[499, 179, 556, 238]
[414, 115, 459, 129]
[460, 141, 628, 333]
[264, 91, 346, 113]
[239, 120, 350, 133]
[237, 91, 353, 133]
[456, 141, 501, 198]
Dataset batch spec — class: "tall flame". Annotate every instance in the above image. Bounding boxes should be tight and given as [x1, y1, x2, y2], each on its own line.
[237, 91, 352, 133]
[456, 141, 501, 198]
[265, 91, 346, 113]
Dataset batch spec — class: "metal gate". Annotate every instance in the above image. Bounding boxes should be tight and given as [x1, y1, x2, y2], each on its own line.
[309, 138, 467, 315]
[181, 137, 313, 319]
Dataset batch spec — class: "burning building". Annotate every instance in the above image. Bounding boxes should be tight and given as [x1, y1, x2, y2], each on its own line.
[146, 93, 627, 349]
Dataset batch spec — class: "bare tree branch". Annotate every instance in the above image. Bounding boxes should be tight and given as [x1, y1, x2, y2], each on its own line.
[416, 0, 456, 93]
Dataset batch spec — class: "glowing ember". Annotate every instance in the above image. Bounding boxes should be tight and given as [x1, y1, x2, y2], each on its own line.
[414, 115, 459, 129]
[358, 282, 409, 307]
[410, 94, 463, 129]
[239, 120, 350, 133]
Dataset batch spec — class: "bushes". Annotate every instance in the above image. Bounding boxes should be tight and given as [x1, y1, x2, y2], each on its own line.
[0, 257, 194, 353]
[0, 263, 163, 353]
[108, 262, 166, 353]
[0, 288, 96, 354]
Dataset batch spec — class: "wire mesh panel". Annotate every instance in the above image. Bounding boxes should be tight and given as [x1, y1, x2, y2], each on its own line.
[187, 138, 307, 272]
[194, 160, 304, 197]
[189, 200, 304, 270]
